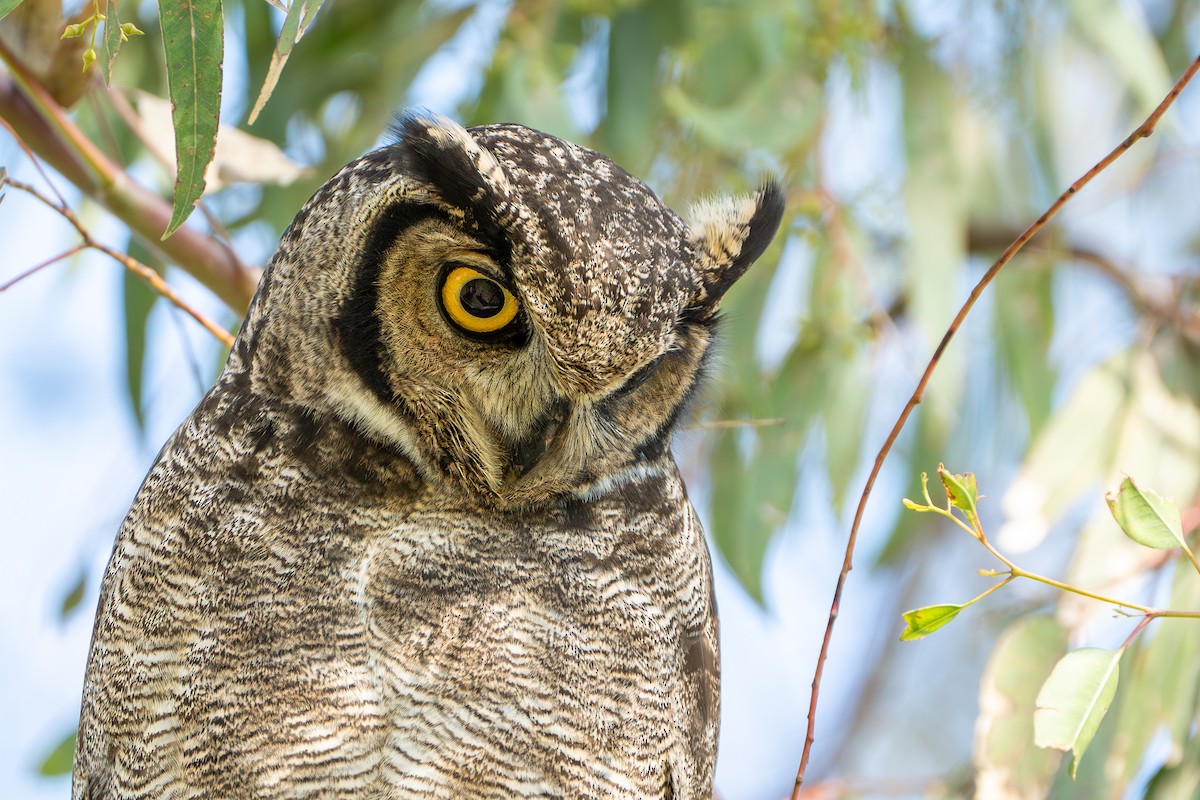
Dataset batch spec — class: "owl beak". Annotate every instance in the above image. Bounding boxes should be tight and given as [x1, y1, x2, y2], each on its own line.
[503, 402, 567, 482]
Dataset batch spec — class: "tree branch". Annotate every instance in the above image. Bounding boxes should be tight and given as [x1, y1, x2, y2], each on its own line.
[968, 226, 1200, 348]
[2, 175, 235, 348]
[0, 41, 259, 311]
[790, 52, 1200, 796]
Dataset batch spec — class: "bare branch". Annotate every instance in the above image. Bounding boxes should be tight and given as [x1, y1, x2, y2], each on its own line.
[0, 41, 259, 310]
[3, 176, 235, 348]
[790, 52, 1200, 796]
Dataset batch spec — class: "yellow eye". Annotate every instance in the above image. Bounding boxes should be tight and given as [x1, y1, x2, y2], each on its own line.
[439, 265, 520, 334]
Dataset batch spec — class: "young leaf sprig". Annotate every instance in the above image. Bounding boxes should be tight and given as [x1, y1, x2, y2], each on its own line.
[900, 464, 1200, 777]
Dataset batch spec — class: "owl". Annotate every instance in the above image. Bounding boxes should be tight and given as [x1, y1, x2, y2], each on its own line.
[73, 115, 783, 799]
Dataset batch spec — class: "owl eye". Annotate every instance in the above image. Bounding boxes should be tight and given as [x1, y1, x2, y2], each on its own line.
[439, 265, 520, 335]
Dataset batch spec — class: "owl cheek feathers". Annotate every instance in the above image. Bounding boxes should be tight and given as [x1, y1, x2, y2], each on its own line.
[688, 181, 786, 308]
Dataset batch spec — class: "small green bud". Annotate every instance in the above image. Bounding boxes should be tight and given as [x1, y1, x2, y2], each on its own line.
[938, 464, 979, 511]
[120, 22, 145, 37]
[81, 46, 97, 73]
[60, 22, 87, 39]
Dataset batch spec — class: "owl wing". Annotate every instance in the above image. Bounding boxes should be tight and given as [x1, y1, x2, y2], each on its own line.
[73, 397, 410, 798]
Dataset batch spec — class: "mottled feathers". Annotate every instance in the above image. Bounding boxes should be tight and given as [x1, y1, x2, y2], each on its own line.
[74, 115, 783, 800]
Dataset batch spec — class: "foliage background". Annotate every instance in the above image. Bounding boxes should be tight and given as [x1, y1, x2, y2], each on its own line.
[2, 0, 1200, 798]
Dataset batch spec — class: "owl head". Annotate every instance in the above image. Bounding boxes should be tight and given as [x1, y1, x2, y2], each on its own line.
[230, 115, 783, 506]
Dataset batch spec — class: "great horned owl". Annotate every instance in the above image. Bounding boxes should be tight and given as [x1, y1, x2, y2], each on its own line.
[74, 115, 783, 799]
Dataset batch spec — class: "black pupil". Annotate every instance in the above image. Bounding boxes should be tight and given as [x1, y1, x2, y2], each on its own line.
[460, 278, 505, 318]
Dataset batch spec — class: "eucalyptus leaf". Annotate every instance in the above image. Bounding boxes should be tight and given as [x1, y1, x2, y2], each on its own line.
[973, 617, 1067, 799]
[248, 0, 322, 124]
[0, 0, 21, 22]
[1034, 648, 1122, 779]
[899, 603, 963, 641]
[993, 264, 1056, 436]
[122, 240, 161, 432]
[1105, 476, 1186, 551]
[102, 0, 122, 83]
[1066, 0, 1171, 114]
[36, 728, 75, 776]
[159, 0, 223, 238]
[58, 567, 86, 621]
[1145, 734, 1200, 800]
[1110, 555, 1200, 790]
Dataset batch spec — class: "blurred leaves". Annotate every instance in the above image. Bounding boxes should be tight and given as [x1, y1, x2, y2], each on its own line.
[1034, 647, 1122, 779]
[122, 239, 161, 431]
[974, 616, 1067, 799]
[58, 567, 86, 622]
[35, 729, 74, 776]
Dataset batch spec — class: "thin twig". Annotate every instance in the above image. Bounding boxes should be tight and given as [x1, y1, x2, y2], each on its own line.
[3, 177, 235, 348]
[0, 42, 259, 309]
[0, 244, 88, 291]
[790, 53, 1200, 796]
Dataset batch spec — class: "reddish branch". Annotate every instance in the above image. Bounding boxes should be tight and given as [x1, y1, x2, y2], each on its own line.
[0, 40, 258, 311]
[790, 53, 1200, 796]
[2, 175, 235, 348]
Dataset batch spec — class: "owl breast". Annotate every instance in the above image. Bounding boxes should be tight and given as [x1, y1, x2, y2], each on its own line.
[360, 471, 716, 798]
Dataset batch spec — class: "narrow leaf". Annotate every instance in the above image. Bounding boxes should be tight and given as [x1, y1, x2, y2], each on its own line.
[247, 0, 316, 124]
[298, 0, 324, 39]
[122, 240, 161, 431]
[1034, 647, 1121, 779]
[1105, 476, 1186, 550]
[159, 0, 224, 238]
[36, 728, 75, 776]
[0, 0, 23, 22]
[899, 604, 963, 641]
[58, 568, 86, 621]
[102, 0, 123, 83]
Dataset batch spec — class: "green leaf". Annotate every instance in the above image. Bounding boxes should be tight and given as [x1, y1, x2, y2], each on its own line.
[708, 425, 794, 604]
[1034, 647, 1122, 779]
[102, 0, 123, 83]
[1105, 475, 1186, 551]
[159, 0, 224, 238]
[0, 0, 24, 22]
[248, 0, 323, 124]
[1145, 733, 1200, 800]
[1066, 0, 1171, 115]
[58, 567, 86, 621]
[993, 264, 1056, 436]
[1110, 554, 1200, 789]
[603, 8, 659, 170]
[823, 344, 869, 515]
[36, 728, 75, 776]
[973, 617, 1067, 798]
[899, 604, 964, 641]
[122, 241, 160, 431]
[938, 464, 978, 511]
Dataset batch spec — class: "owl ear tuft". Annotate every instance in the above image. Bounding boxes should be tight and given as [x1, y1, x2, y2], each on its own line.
[388, 112, 514, 234]
[688, 181, 785, 305]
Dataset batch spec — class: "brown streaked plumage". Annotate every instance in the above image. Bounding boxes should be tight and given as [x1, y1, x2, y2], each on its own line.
[74, 115, 784, 799]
